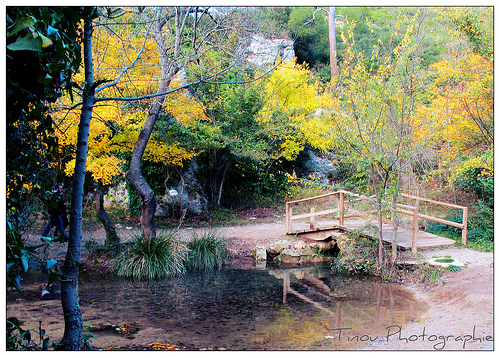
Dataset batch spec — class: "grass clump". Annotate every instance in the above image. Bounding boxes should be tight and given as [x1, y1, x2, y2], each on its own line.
[111, 231, 186, 280]
[185, 230, 229, 270]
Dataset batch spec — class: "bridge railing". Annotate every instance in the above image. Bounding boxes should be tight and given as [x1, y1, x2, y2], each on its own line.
[401, 193, 468, 246]
[285, 190, 468, 252]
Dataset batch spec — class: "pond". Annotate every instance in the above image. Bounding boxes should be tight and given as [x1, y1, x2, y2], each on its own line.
[71, 264, 428, 350]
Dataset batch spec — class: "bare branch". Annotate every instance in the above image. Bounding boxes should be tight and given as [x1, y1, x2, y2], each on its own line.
[95, 11, 157, 94]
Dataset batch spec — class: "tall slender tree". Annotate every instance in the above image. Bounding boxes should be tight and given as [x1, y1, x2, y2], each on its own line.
[328, 6, 338, 80]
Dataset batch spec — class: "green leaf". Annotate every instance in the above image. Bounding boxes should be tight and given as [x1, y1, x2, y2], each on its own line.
[39, 73, 54, 85]
[20, 249, 30, 272]
[7, 15, 35, 38]
[14, 275, 22, 291]
[76, 261, 85, 274]
[42, 338, 50, 351]
[46, 25, 58, 36]
[39, 33, 53, 48]
[48, 270, 62, 285]
[7, 34, 40, 51]
[41, 236, 55, 246]
[6, 317, 21, 332]
[46, 258, 57, 270]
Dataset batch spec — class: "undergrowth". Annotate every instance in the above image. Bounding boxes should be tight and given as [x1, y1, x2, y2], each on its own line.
[111, 231, 187, 280]
[331, 230, 448, 284]
[185, 230, 229, 270]
[109, 229, 229, 280]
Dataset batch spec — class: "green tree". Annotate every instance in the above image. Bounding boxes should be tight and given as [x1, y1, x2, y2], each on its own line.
[6, 6, 99, 351]
[330, 8, 428, 262]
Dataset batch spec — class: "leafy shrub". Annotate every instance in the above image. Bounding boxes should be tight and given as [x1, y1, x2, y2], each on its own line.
[286, 172, 328, 201]
[426, 201, 494, 249]
[111, 231, 186, 280]
[6, 318, 49, 351]
[332, 231, 379, 275]
[467, 200, 494, 245]
[185, 230, 229, 270]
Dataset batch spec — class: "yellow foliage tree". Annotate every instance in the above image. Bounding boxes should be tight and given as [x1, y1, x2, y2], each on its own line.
[53, 20, 208, 186]
[256, 58, 337, 161]
[412, 50, 493, 180]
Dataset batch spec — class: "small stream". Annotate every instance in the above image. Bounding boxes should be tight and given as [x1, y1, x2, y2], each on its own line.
[74, 264, 428, 350]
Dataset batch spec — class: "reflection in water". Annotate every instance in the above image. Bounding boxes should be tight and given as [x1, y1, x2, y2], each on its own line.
[76, 265, 428, 350]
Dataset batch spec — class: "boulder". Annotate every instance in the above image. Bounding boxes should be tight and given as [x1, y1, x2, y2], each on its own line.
[309, 241, 339, 256]
[267, 240, 291, 256]
[294, 240, 307, 250]
[244, 34, 295, 66]
[252, 245, 267, 261]
[278, 248, 303, 264]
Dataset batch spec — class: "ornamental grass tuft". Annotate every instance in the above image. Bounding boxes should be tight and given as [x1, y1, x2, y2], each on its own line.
[111, 231, 186, 280]
[185, 229, 229, 270]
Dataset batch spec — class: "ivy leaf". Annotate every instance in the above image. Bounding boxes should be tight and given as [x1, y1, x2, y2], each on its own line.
[41, 236, 55, 246]
[45, 258, 58, 270]
[46, 25, 59, 36]
[48, 270, 62, 285]
[7, 34, 40, 51]
[7, 15, 35, 38]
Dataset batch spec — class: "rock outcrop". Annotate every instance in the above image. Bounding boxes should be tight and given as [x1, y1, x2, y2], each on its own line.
[253, 237, 340, 267]
[244, 34, 295, 66]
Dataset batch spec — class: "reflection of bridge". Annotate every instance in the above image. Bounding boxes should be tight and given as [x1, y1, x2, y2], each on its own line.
[267, 266, 425, 335]
[268, 267, 344, 328]
[285, 190, 468, 253]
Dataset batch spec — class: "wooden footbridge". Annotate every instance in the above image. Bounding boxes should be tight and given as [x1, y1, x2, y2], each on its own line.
[285, 190, 468, 253]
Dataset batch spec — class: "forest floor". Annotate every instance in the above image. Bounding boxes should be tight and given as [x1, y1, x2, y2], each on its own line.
[8, 207, 494, 351]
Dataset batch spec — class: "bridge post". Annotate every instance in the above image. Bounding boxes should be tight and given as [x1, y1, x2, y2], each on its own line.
[338, 191, 345, 225]
[310, 207, 315, 229]
[412, 205, 419, 253]
[286, 202, 292, 234]
[462, 207, 468, 245]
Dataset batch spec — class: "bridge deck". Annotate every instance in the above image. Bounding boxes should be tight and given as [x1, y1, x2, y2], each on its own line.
[293, 220, 455, 249]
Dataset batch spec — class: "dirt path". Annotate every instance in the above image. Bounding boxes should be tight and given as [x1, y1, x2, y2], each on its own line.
[11, 219, 494, 350]
[363, 246, 494, 350]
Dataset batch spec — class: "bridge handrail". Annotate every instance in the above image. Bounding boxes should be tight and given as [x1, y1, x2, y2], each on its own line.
[401, 193, 468, 245]
[285, 189, 468, 250]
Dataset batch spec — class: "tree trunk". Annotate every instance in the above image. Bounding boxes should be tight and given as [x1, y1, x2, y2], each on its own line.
[216, 161, 230, 206]
[328, 7, 338, 80]
[377, 201, 384, 266]
[125, 13, 177, 240]
[60, 19, 95, 350]
[95, 184, 120, 250]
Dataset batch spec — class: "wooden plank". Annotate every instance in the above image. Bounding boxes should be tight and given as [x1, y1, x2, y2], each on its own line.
[342, 222, 455, 249]
[418, 213, 464, 229]
[287, 191, 340, 204]
[401, 193, 467, 210]
[290, 208, 339, 220]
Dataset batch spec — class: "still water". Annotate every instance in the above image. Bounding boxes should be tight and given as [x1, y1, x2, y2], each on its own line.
[77, 264, 428, 350]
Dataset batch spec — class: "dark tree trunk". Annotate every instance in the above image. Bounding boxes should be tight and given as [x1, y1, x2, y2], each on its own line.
[125, 13, 177, 240]
[95, 184, 120, 250]
[60, 19, 95, 350]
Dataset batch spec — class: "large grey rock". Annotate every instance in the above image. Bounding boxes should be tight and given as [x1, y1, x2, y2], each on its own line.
[253, 245, 267, 261]
[244, 34, 295, 66]
[267, 240, 291, 256]
[294, 240, 307, 250]
[303, 150, 337, 183]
